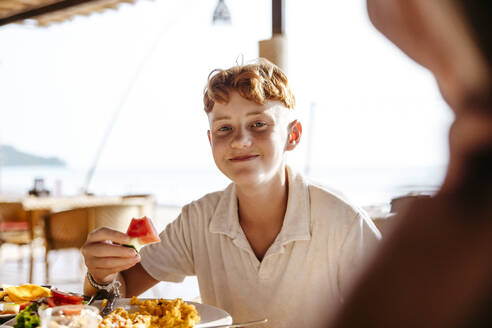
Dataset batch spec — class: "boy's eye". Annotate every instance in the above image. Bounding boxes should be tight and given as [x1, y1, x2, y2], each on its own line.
[251, 122, 266, 128]
[217, 126, 231, 132]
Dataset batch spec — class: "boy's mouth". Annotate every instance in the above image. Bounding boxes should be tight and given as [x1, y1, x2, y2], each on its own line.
[229, 154, 259, 162]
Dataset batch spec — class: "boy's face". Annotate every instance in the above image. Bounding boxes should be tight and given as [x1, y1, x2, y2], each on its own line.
[207, 92, 301, 187]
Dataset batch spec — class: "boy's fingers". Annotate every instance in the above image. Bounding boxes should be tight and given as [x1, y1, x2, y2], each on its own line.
[82, 242, 138, 258]
[86, 227, 131, 245]
[95, 267, 136, 279]
[90, 256, 140, 271]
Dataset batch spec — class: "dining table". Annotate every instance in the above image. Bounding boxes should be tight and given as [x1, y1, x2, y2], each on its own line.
[3, 194, 155, 283]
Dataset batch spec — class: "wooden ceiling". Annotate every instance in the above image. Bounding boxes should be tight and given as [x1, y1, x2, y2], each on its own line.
[0, 0, 136, 26]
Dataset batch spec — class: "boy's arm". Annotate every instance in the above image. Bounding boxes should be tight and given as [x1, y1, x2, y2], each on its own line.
[121, 262, 160, 297]
[137, 207, 197, 281]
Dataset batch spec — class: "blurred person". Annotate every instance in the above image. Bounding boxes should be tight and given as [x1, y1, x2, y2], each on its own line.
[81, 59, 380, 328]
[327, 0, 492, 327]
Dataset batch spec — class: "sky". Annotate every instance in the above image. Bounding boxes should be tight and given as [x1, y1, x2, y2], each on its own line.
[0, 0, 454, 173]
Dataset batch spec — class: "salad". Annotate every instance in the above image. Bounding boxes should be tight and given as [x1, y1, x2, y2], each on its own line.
[1, 285, 51, 316]
[6, 287, 85, 328]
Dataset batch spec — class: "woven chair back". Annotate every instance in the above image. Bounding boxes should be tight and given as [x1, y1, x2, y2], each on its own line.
[45, 204, 141, 250]
[0, 201, 30, 245]
[0, 202, 26, 222]
[46, 208, 89, 250]
[93, 204, 141, 232]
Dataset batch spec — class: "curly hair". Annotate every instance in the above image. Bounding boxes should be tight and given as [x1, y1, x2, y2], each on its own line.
[203, 58, 295, 113]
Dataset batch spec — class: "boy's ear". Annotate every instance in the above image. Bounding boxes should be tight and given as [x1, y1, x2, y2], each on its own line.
[286, 120, 302, 151]
[207, 130, 212, 146]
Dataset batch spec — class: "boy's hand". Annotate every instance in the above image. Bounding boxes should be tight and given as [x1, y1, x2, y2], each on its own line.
[81, 227, 141, 285]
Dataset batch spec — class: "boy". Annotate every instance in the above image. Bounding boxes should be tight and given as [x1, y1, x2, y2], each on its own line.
[81, 59, 380, 328]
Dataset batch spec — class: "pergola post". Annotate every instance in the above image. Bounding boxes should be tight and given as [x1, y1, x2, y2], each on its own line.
[259, 0, 288, 72]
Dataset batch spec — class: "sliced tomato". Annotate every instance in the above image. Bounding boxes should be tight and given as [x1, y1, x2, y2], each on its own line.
[19, 302, 31, 311]
[51, 289, 84, 305]
[46, 297, 57, 308]
[126, 216, 160, 244]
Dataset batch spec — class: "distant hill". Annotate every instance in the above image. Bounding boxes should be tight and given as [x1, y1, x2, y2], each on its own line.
[0, 145, 66, 166]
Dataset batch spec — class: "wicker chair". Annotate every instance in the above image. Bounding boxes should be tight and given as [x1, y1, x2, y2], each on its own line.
[121, 194, 156, 218]
[44, 204, 142, 283]
[0, 201, 34, 281]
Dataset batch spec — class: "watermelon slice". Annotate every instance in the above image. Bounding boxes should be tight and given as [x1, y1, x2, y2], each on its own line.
[124, 216, 160, 251]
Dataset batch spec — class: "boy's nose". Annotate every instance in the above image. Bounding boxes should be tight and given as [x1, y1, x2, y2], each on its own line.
[230, 130, 252, 149]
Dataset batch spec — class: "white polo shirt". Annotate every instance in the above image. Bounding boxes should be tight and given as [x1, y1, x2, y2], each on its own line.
[140, 167, 380, 328]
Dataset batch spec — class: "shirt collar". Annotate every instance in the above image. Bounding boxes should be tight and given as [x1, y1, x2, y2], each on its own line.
[209, 166, 312, 249]
[274, 166, 312, 245]
[209, 182, 241, 239]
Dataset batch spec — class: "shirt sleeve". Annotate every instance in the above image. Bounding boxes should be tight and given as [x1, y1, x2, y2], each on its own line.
[139, 205, 196, 282]
[337, 211, 381, 300]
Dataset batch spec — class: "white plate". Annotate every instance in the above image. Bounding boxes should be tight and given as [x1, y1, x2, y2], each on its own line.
[93, 298, 232, 328]
[0, 316, 15, 327]
[0, 313, 15, 323]
[0, 314, 15, 319]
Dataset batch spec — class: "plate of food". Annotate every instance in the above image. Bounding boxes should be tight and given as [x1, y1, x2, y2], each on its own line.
[0, 284, 53, 322]
[93, 297, 232, 328]
[0, 286, 87, 328]
[2, 295, 232, 328]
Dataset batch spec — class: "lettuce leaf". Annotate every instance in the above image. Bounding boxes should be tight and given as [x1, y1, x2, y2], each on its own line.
[14, 303, 40, 328]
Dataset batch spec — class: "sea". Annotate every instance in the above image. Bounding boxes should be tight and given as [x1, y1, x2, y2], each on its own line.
[0, 165, 447, 209]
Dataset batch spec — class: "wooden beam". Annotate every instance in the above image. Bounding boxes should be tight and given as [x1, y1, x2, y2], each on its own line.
[0, 0, 98, 26]
[272, 0, 284, 35]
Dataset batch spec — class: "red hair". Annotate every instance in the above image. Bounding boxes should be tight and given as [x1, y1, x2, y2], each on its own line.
[203, 58, 295, 113]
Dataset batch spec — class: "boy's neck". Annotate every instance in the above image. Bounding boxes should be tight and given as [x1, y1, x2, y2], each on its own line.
[235, 167, 290, 260]
[235, 167, 289, 223]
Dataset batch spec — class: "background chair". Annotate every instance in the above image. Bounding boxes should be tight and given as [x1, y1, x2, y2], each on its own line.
[0, 201, 35, 282]
[121, 194, 156, 218]
[44, 204, 143, 284]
